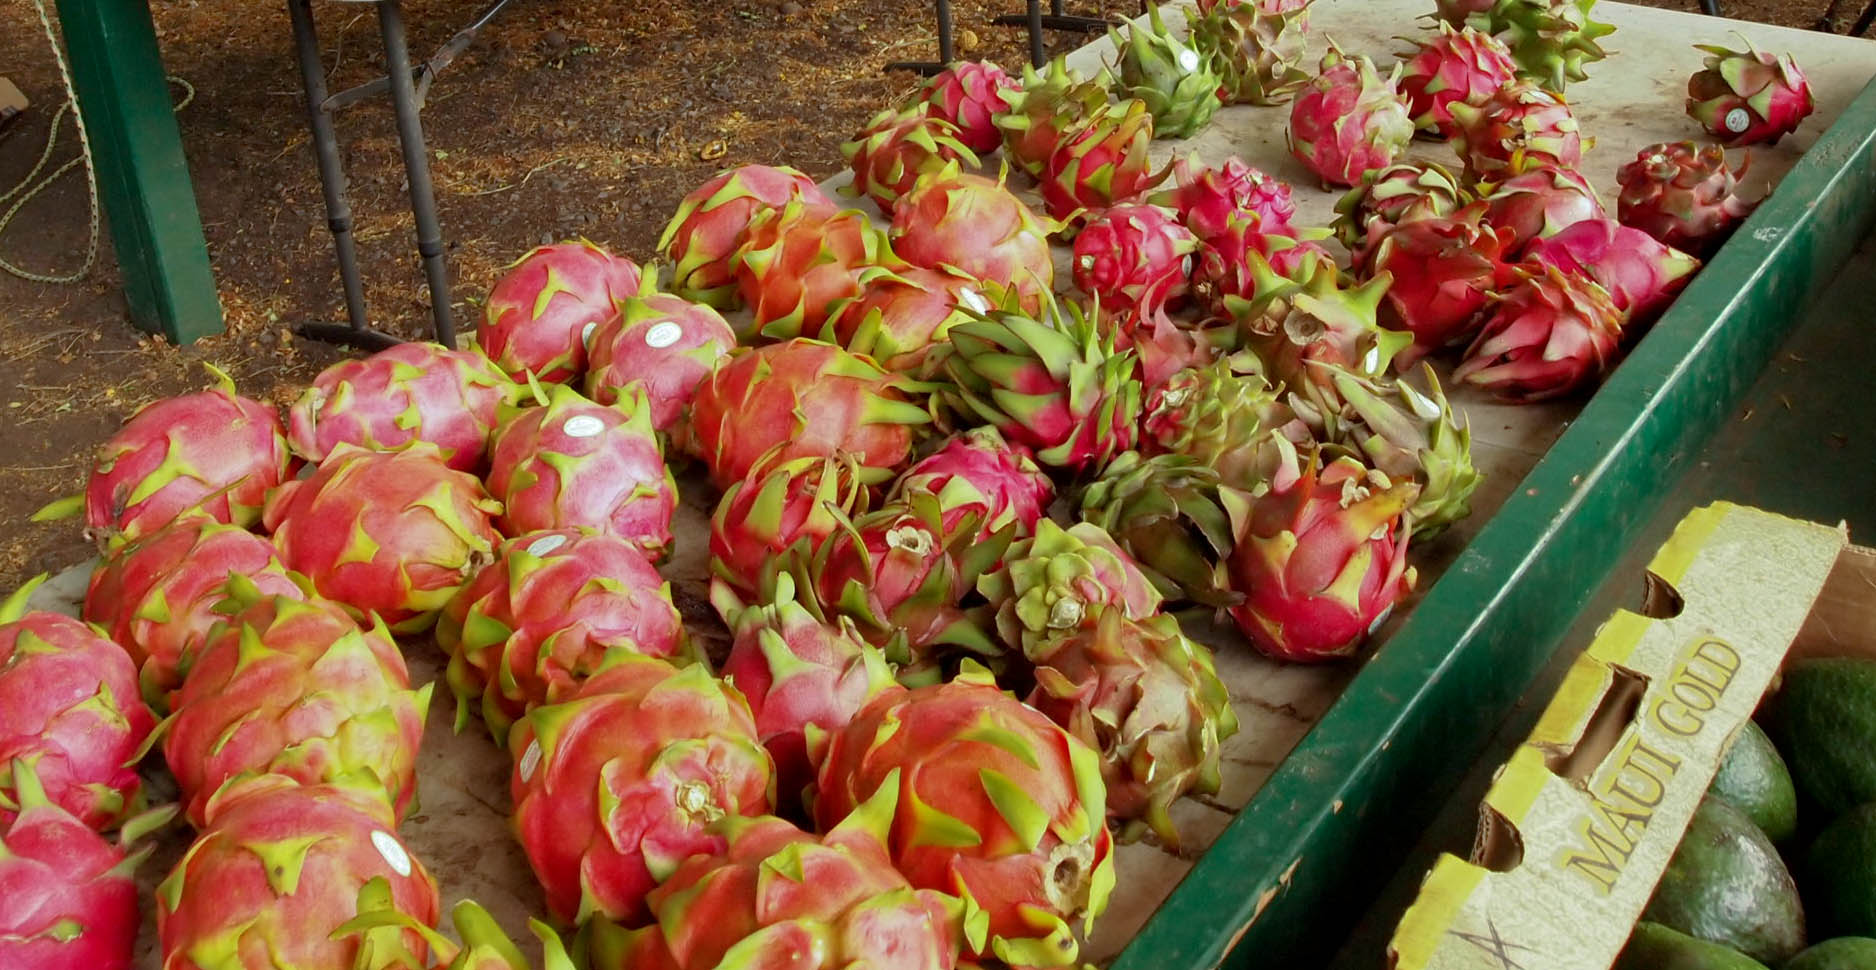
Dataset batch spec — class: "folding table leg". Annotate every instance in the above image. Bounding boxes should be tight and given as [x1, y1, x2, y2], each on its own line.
[1852, 0, 1875, 35]
[377, 0, 456, 347]
[884, 0, 955, 76]
[992, 0, 1114, 50]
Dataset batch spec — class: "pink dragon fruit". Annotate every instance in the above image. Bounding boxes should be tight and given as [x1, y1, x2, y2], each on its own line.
[1221, 449, 1418, 661]
[0, 761, 162, 970]
[1152, 155, 1298, 246]
[842, 105, 979, 214]
[1615, 141, 1758, 257]
[718, 574, 898, 810]
[708, 449, 871, 614]
[977, 519, 1165, 654]
[1448, 82, 1583, 178]
[485, 384, 676, 559]
[685, 339, 932, 489]
[1364, 207, 1516, 366]
[1287, 45, 1415, 189]
[659, 164, 837, 309]
[287, 342, 520, 472]
[263, 442, 502, 633]
[734, 202, 894, 343]
[814, 665, 1114, 970]
[508, 652, 774, 925]
[1397, 23, 1521, 136]
[0, 576, 155, 830]
[1454, 264, 1625, 401]
[1072, 204, 1198, 315]
[1686, 39, 1814, 147]
[1525, 219, 1701, 327]
[888, 427, 1054, 543]
[888, 163, 1056, 312]
[582, 280, 736, 435]
[157, 775, 442, 970]
[914, 59, 1017, 154]
[1478, 164, 1606, 255]
[831, 265, 984, 376]
[1038, 97, 1165, 226]
[163, 588, 429, 827]
[83, 518, 306, 707]
[1330, 162, 1470, 260]
[1193, 213, 1333, 317]
[994, 57, 1113, 181]
[479, 240, 643, 384]
[39, 364, 293, 544]
[438, 529, 689, 746]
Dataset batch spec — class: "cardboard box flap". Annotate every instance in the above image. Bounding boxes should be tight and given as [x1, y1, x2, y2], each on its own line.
[1389, 503, 1847, 970]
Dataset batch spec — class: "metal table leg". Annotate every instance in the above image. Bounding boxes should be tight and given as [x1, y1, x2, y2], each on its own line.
[992, 0, 1115, 54]
[377, 0, 456, 347]
[1852, 0, 1875, 35]
[885, 0, 955, 76]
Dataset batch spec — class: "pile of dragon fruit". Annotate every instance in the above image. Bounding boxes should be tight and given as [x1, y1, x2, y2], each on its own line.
[0, 0, 1824, 968]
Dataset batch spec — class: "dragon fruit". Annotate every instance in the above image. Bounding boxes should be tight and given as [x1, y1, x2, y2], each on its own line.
[1129, 308, 1221, 392]
[1078, 451, 1237, 606]
[596, 787, 964, 970]
[1190, 0, 1312, 106]
[264, 442, 502, 632]
[977, 519, 1164, 655]
[719, 574, 898, 809]
[1454, 264, 1625, 401]
[994, 57, 1114, 180]
[686, 339, 932, 489]
[0, 762, 166, 970]
[1038, 97, 1165, 227]
[479, 240, 643, 384]
[1364, 208, 1515, 365]
[0, 577, 154, 831]
[1525, 218, 1700, 326]
[164, 587, 428, 826]
[82, 518, 305, 707]
[1072, 204, 1198, 315]
[287, 342, 520, 472]
[1686, 39, 1814, 147]
[832, 266, 983, 376]
[1153, 156, 1297, 245]
[1318, 366, 1481, 537]
[583, 281, 736, 435]
[438, 529, 689, 746]
[1448, 82, 1583, 178]
[734, 202, 893, 343]
[1454, 0, 1613, 91]
[889, 163, 1056, 312]
[708, 449, 871, 613]
[1397, 24, 1521, 136]
[1230, 250, 1411, 392]
[1142, 356, 1313, 495]
[1111, 5, 1225, 139]
[1025, 608, 1237, 845]
[1221, 449, 1418, 661]
[1478, 164, 1606, 254]
[485, 384, 676, 558]
[508, 652, 774, 925]
[1330, 162, 1469, 259]
[1615, 141, 1758, 257]
[942, 294, 1143, 473]
[157, 776, 441, 970]
[814, 665, 1115, 970]
[841, 106, 979, 214]
[914, 59, 1017, 154]
[38, 364, 293, 544]
[889, 427, 1054, 543]
[1193, 214, 1333, 317]
[1287, 45, 1415, 189]
[659, 164, 836, 309]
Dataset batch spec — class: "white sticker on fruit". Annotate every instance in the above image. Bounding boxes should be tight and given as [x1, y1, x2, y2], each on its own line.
[581, 321, 599, 348]
[1724, 108, 1751, 133]
[959, 288, 990, 313]
[520, 739, 543, 783]
[371, 831, 412, 877]
[526, 534, 569, 557]
[1176, 46, 1200, 73]
[563, 415, 605, 438]
[644, 322, 683, 348]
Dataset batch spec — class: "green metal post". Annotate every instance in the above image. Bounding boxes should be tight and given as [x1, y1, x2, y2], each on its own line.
[53, 0, 222, 343]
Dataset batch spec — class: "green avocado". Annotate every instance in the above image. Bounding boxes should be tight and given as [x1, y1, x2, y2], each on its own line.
[1764, 658, 1876, 819]
[1805, 804, 1876, 940]
[1781, 937, 1876, 970]
[1708, 720, 1798, 844]
[1643, 796, 1807, 965]
[1614, 922, 1769, 970]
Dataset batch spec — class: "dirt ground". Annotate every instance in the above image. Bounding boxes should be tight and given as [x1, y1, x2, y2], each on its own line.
[0, 0, 1846, 591]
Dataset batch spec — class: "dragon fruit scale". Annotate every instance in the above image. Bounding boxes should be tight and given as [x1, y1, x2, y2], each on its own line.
[1111, 4, 1225, 140]
[1190, 0, 1313, 107]
[686, 339, 932, 490]
[438, 529, 689, 746]
[889, 427, 1054, 544]
[913, 59, 1017, 155]
[1615, 141, 1758, 257]
[734, 201, 894, 343]
[157, 776, 442, 970]
[1525, 218, 1700, 327]
[1078, 451, 1237, 607]
[264, 443, 501, 633]
[707, 449, 872, 615]
[1447, 82, 1584, 179]
[1397, 23, 1521, 137]
[832, 265, 984, 377]
[842, 106, 980, 215]
[1221, 449, 1418, 661]
[479, 240, 643, 385]
[0, 576, 154, 831]
[582, 279, 736, 435]
[335, 892, 579, 970]
[1153, 155, 1298, 246]
[659, 164, 837, 309]
[1454, 263, 1625, 401]
[814, 665, 1115, 970]
[1686, 39, 1814, 147]
[1478, 164, 1605, 255]
[1038, 98, 1166, 227]
[1321, 366, 1482, 538]
[36, 364, 293, 545]
[889, 163, 1056, 313]
[164, 587, 429, 827]
[993, 57, 1113, 181]
[485, 383, 676, 558]
[1072, 204, 1198, 316]
[1365, 208, 1515, 366]
[508, 651, 774, 925]
[977, 519, 1165, 656]
[1331, 162, 1471, 263]
[287, 342, 521, 472]
[1287, 45, 1415, 189]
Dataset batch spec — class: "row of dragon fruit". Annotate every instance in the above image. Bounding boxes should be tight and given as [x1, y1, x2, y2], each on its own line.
[0, 0, 1821, 967]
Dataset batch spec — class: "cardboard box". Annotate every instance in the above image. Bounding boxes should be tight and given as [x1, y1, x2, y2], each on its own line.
[0, 78, 27, 135]
[1387, 502, 1864, 970]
